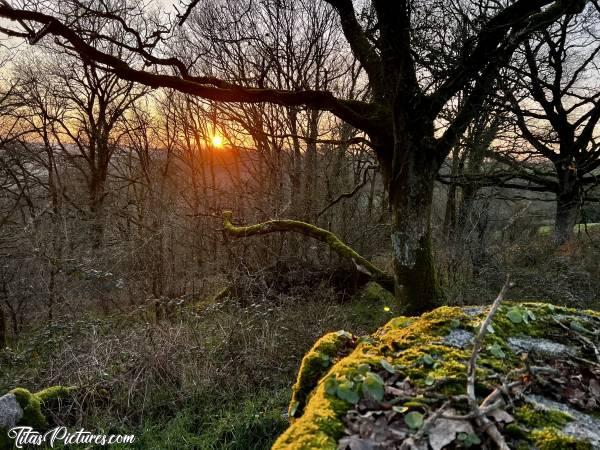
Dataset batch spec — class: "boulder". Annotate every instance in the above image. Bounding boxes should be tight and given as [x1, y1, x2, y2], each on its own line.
[0, 386, 75, 449]
[273, 303, 600, 449]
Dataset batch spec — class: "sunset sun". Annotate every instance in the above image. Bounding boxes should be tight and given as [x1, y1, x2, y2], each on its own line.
[210, 135, 224, 148]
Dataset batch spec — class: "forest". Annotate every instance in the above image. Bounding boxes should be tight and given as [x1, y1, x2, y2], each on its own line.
[0, 0, 599, 449]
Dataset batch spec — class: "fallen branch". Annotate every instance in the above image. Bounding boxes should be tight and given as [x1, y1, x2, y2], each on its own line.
[222, 211, 394, 290]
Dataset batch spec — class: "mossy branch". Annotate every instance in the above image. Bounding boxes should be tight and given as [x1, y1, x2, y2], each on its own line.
[222, 211, 394, 290]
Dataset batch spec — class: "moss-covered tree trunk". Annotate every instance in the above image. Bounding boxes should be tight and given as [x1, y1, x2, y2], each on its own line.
[385, 145, 442, 315]
[554, 168, 580, 245]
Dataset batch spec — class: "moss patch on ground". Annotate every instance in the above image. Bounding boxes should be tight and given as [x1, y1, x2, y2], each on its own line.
[272, 302, 600, 449]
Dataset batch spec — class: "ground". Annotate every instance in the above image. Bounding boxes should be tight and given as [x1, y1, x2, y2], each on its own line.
[273, 300, 600, 449]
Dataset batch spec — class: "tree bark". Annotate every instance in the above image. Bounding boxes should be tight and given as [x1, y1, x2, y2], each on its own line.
[387, 153, 442, 315]
[554, 170, 580, 245]
[0, 306, 6, 348]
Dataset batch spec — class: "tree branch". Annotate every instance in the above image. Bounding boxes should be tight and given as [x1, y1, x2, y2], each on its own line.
[0, 6, 383, 135]
[222, 211, 394, 290]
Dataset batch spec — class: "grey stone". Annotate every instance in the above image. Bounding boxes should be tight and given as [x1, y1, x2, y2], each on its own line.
[525, 394, 600, 449]
[462, 306, 484, 317]
[507, 336, 576, 356]
[0, 393, 23, 429]
[443, 329, 474, 349]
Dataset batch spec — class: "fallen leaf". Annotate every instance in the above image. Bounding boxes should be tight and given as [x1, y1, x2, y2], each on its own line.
[428, 410, 475, 450]
[488, 408, 514, 424]
[338, 435, 381, 450]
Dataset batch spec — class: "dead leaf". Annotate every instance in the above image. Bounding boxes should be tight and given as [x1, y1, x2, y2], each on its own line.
[488, 408, 514, 424]
[428, 409, 475, 450]
[338, 435, 381, 450]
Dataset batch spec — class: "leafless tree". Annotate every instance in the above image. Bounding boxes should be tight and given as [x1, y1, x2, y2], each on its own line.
[0, 0, 588, 312]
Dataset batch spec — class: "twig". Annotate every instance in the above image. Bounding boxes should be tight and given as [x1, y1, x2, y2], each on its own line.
[466, 275, 512, 450]
[467, 276, 512, 399]
[552, 317, 600, 363]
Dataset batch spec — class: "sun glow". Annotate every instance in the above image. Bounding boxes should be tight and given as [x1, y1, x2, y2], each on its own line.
[210, 135, 224, 148]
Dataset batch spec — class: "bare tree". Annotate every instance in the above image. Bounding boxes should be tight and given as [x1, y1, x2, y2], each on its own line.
[0, 0, 588, 312]
[497, 5, 600, 244]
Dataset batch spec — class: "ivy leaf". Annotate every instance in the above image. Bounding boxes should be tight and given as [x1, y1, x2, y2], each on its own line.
[319, 354, 330, 367]
[362, 372, 385, 401]
[421, 354, 435, 367]
[324, 377, 338, 396]
[488, 343, 506, 359]
[507, 308, 523, 324]
[458, 432, 482, 447]
[337, 381, 360, 404]
[380, 358, 396, 374]
[357, 364, 371, 375]
[404, 411, 424, 429]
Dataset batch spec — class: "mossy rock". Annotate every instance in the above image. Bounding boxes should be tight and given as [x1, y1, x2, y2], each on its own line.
[0, 386, 76, 449]
[273, 302, 600, 449]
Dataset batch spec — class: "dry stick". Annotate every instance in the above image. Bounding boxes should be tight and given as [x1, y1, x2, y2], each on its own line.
[551, 317, 600, 363]
[467, 276, 512, 450]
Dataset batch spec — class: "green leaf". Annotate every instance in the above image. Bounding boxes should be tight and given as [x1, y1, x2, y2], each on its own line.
[424, 375, 435, 386]
[507, 308, 523, 324]
[404, 411, 424, 429]
[450, 319, 461, 329]
[337, 381, 360, 404]
[488, 343, 506, 359]
[290, 401, 300, 417]
[526, 310, 536, 321]
[319, 354, 330, 367]
[324, 377, 338, 396]
[380, 358, 396, 374]
[458, 432, 482, 447]
[486, 324, 495, 334]
[357, 363, 371, 375]
[392, 405, 408, 414]
[421, 354, 434, 367]
[362, 372, 385, 401]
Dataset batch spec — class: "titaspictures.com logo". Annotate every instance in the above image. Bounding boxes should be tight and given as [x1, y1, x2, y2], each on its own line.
[7, 426, 136, 448]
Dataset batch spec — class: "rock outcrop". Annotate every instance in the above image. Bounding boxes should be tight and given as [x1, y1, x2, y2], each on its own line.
[0, 386, 75, 449]
[273, 302, 600, 449]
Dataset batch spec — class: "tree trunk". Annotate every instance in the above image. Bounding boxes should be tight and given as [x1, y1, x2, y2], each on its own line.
[554, 173, 580, 245]
[89, 173, 107, 249]
[0, 306, 6, 348]
[387, 150, 442, 315]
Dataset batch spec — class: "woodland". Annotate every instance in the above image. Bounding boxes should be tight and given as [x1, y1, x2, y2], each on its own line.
[0, 0, 598, 448]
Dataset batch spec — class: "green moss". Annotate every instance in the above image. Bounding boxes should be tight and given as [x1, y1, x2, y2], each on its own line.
[8, 385, 76, 429]
[10, 387, 45, 428]
[355, 282, 395, 305]
[274, 303, 600, 450]
[531, 428, 592, 450]
[514, 405, 572, 429]
[288, 331, 355, 420]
